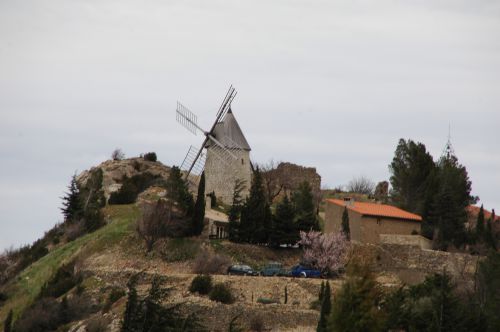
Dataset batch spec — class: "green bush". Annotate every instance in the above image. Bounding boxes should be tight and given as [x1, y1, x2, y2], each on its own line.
[103, 287, 126, 312]
[189, 275, 213, 295]
[39, 262, 82, 299]
[108, 172, 165, 204]
[209, 283, 234, 304]
[143, 152, 157, 162]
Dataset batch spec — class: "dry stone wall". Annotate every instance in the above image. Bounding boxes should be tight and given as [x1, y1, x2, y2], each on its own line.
[354, 243, 480, 285]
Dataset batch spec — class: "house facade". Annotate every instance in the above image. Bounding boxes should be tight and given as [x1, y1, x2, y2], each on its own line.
[325, 198, 422, 244]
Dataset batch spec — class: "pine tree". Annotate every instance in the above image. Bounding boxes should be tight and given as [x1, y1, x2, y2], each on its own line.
[166, 166, 194, 217]
[430, 155, 474, 249]
[389, 139, 436, 216]
[317, 281, 331, 332]
[4, 309, 13, 332]
[293, 181, 319, 232]
[191, 172, 205, 236]
[476, 205, 485, 235]
[227, 179, 246, 242]
[239, 168, 271, 244]
[269, 195, 297, 247]
[341, 207, 350, 240]
[60, 174, 82, 223]
[329, 262, 385, 332]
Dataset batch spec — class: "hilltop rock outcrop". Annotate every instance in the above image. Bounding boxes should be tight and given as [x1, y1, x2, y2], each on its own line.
[77, 158, 171, 200]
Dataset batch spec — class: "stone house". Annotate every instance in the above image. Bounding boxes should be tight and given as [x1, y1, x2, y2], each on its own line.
[324, 198, 422, 244]
[205, 209, 229, 239]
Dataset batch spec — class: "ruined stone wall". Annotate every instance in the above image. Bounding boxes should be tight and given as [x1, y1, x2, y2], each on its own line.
[204, 148, 252, 205]
[267, 162, 321, 205]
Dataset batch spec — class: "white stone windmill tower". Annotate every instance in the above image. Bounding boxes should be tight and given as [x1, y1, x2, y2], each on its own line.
[176, 86, 252, 204]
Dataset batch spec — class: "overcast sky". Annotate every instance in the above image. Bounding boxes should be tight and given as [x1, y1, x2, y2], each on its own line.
[1, 0, 499, 250]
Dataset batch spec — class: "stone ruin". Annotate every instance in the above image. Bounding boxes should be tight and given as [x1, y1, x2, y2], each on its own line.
[262, 162, 322, 206]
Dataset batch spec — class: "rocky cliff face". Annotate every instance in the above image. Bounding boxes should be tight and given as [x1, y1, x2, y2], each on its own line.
[77, 158, 172, 200]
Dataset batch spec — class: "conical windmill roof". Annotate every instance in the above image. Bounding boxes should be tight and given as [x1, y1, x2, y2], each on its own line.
[208, 109, 251, 151]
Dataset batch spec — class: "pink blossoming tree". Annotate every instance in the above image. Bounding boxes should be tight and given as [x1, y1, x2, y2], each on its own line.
[298, 231, 350, 274]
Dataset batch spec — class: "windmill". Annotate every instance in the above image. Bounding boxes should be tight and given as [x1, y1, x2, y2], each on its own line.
[176, 86, 252, 204]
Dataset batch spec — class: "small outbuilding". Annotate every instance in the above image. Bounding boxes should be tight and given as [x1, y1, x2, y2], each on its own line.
[325, 198, 422, 244]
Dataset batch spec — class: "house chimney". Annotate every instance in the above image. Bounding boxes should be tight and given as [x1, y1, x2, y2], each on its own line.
[344, 197, 354, 207]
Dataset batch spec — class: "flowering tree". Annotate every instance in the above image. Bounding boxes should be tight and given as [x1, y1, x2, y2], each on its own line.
[298, 231, 350, 274]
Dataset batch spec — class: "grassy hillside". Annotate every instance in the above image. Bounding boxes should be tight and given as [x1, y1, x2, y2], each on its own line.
[0, 204, 139, 324]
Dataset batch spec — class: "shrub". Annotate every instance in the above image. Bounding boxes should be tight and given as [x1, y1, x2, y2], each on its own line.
[111, 148, 125, 161]
[256, 297, 279, 304]
[209, 283, 234, 304]
[161, 238, 201, 262]
[143, 152, 157, 162]
[192, 249, 232, 274]
[109, 172, 165, 205]
[39, 261, 82, 299]
[249, 314, 266, 332]
[103, 287, 125, 312]
[190, 275, 213, 295]
[65, 221, 86, 242]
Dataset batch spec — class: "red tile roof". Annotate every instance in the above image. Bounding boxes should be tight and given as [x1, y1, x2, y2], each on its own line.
[466, 205, 499, 222]
[328, 199, 422, 222]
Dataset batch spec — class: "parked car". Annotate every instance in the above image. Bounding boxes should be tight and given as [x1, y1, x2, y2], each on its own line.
[259, 262, 287, 276]
[289, 265, 322, 278]
[227, 264, 258, 276]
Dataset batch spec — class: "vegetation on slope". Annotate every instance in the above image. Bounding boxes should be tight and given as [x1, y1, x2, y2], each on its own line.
[0, 204, 139, 326]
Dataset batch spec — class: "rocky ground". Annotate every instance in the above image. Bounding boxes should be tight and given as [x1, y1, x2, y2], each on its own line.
[77, 239, 338, 331]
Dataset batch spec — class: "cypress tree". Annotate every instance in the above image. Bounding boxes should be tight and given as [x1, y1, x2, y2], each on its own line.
[318, 282, 325, 304]
[269, 195, 297, 247]
[61, 174, 82, 223]
[476, 205, 485, 235]
[239, 168, 271, 244]
[341, 207, 350, 240]
[191, 172, 206, 236]
[4, 309, 13, 332]
[317, 281, 331, 332]
[121, 274, 141, 332]
[228, 179, 246, 242]
[293, 181, 319, 232]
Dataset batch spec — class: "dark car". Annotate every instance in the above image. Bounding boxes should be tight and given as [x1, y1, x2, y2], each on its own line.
[227, 264, 258, 276]
[259, 262, 287, 276]
[289, 265, 322, 278]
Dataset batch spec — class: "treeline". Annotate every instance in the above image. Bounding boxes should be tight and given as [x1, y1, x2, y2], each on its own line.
[227, 168, 319, 246]
[316, 251, 500, 332]
[389, 138, 496, 251]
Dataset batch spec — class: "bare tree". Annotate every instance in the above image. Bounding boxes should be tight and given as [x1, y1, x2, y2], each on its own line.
[111, 148, 125, 161]
[346, 176, 375, 195]
[137, 199, 169, 252]
[258, 159, 285, 204]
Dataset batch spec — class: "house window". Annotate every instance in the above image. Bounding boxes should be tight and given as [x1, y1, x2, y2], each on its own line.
[376, 218, 381, 225]
[241, 158, 244, 165]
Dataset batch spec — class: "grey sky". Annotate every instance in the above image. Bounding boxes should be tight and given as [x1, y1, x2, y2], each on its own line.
[1, 0, 499, 250]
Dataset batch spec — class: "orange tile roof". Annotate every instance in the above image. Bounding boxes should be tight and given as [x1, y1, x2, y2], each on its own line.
[328, 199, 422, 222]
[466, 205, 499, 221]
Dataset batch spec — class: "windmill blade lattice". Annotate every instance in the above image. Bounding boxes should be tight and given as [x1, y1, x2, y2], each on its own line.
[180, 145, 206, 176]
[208, 138, 238, 166]
[176, 102, 199, 135]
